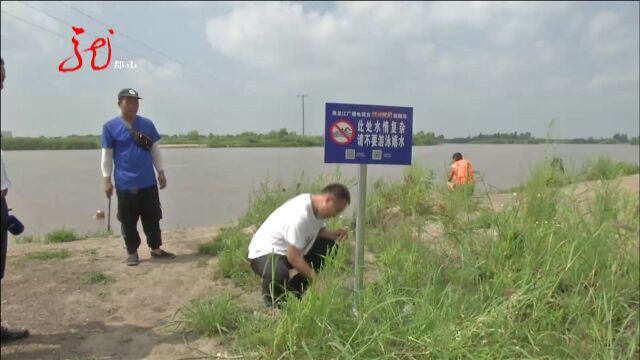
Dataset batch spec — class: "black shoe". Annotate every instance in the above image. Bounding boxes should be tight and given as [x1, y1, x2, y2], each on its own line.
[126, 252, 139, 266]
[1, 325, 29, 342]
[150, 249, 176, 259]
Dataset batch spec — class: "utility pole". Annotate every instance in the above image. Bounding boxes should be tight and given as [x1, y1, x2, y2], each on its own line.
[297, 94, 309, 136]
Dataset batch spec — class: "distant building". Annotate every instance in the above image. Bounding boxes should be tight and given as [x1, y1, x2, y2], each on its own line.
[1, 131, 12, 138]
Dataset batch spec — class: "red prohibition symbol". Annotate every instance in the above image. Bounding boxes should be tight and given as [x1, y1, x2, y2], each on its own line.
[330, 119, 356, 146]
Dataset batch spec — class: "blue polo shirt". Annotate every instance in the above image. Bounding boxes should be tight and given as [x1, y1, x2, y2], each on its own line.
[102, 116, 161, 191]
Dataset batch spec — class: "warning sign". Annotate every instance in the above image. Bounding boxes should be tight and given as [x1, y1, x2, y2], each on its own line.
[330, 119, 356, 145]
[325, 103, 413, 165]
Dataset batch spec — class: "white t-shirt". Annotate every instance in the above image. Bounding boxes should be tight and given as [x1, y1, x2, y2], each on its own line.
[248, 194, 325, 259]
[1, 150, 11, 191]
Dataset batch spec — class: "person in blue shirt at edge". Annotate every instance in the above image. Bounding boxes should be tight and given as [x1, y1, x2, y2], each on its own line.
[101, 88, 175, 266]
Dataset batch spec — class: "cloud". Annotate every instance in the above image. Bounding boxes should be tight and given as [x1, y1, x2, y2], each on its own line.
[199, 1, 637, 138]
[204, 1, 575, 87]
[0, 1, 65, 55]
[587, 67, 640, 91]
[129, 59, 185, 85]
[1, 2, 637, 138]
[588, 10, 622, 39]
[586, 10, 638, 56]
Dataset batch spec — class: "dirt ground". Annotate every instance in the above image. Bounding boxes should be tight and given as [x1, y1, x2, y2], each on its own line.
[1, 175, 638, 359]
[0, 226, 263, 360]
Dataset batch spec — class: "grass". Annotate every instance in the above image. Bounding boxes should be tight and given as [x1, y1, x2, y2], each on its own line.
[15, 234, 38, 244]
[182, 158, 638, 359]
[82, 271, 115, 285]
[211, 226, 255, 285]
[17, 229, 112, 244]
[506, 155, 639, 193]
[26, 249, 71, 261]
[198, 238, 225, 256]
[174, 292, 244, 337]
[45, 228, 83, 243]
[578, 155, 640, 181]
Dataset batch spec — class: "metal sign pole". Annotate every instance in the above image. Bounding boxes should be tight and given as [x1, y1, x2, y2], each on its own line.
[354, 163, 367, 312]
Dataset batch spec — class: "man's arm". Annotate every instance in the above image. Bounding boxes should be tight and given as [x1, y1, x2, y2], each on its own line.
[318, 227, 348, 241]
[101, 148, 114, 197]
[150, 142, 166, 189]
[287, 244, 316, 280]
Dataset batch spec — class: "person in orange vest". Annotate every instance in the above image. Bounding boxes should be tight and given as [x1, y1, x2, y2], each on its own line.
[447, 152, 475, 193]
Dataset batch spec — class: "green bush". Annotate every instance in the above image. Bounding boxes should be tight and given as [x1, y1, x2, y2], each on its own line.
[45, 228, 82, 243]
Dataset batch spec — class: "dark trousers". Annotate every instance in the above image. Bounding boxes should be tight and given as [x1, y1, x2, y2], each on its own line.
[116, 185, 163, 254]
[249, 236, 336, 307]
[1, 197, 8, 280]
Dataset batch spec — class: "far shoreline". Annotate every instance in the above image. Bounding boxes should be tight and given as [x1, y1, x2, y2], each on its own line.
[2, 143, 639, 151]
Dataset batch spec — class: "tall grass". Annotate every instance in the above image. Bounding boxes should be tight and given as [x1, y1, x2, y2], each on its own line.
[185, 158, 638, 359]
[368, 163, 436, 223]
[578, 156, 640, 181]
[211, 169, 355, 287]
[175, 292, 244, 337]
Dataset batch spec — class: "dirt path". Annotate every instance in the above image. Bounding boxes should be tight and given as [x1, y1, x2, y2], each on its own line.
[0, 225, 261, 360]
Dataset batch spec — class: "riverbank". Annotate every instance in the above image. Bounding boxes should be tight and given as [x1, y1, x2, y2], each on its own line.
[2, 131, 637, 150]
[1, 167, 638, 359]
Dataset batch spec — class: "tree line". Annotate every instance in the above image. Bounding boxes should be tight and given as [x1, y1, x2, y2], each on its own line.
[1, 130, 637, 150]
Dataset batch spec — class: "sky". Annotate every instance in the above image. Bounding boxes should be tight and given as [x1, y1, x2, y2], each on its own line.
[0, 1, 638, 138]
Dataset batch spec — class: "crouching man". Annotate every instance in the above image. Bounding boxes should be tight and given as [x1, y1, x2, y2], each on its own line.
[248, 184, 350, 308]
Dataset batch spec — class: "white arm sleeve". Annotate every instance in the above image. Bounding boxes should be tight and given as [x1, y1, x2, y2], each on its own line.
[101, 148, 113, 178]
[151, 142, 164, 172]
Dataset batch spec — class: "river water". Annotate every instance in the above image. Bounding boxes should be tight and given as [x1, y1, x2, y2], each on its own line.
[2, 144, 638, 236]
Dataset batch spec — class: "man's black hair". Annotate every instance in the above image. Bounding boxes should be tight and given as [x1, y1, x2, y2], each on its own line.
[321, 183, 351, 204]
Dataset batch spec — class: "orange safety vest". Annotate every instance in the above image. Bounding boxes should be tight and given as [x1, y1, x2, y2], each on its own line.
[452, 159, 475, 186]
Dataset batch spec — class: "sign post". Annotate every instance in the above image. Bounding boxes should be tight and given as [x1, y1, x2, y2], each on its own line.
[324, 103, 413, 313]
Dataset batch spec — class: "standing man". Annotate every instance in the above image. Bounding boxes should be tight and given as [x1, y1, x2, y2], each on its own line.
[1, 56, 30, 341]
[248, 183, 351, 308]
[448, 152, 475, 193]
[102, 88, 175, 266]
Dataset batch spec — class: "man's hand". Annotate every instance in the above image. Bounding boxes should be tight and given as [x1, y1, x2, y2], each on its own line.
[104, 177, 113, 198]
[319, 227, 349, 241]
[334, 228, 348, 241]
[287, 245, 317, 281]
[158, 171, 167, 190]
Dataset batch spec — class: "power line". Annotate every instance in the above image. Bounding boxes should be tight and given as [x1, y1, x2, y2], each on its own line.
[1, 9, 69, 42]
[57, 1, 218, 81]
[59, 2, 190, 68]
[17, 1, 152, 63]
